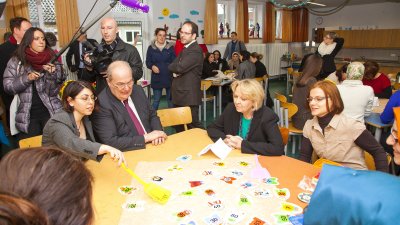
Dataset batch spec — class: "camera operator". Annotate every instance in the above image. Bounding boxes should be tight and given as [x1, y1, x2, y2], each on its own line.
[82, 18, 143, 93]
[66, 32, 96, 80]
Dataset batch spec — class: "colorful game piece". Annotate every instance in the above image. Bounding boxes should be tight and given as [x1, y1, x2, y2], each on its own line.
[213, 162, 225, 167]
[250, 154, 270, 179]
[238, 194, 251, 207]
[204, 189, 216, 196]
[202, 170, 213, 176]
[239, 161, 250, 167]
[122, 201, 145, 212]
[204, 213, 223, 225]
[240, 181, 256, 189]
[208, 200, 224, 210]
[173, 210, 192, 221]
[248, 217, 266, 225]
[298, 192, 312, 204]
[263, 177, 279, 185]
[289, 215, 304, 225]
[179, 221, 196, 225]
[272, 214, 291, 225]
[274, 188, 290, 201]
[189, 181, 203, 187]
[230, 169, 244, 177]
[168, 164, 183, 172]
[176, 154, 192, 162]
[226, 210, 246, 224]
[118, 185, 137, 195]
[152, 176, 164, 182]
[252, 188, 273, 198]
[221, 176, 236, 184]
[180, 190, 196, 197]
[279, 202, 303, 215]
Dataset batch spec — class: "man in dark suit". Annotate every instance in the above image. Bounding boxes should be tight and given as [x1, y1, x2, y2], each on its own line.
[91, 61, 167, 151]
[65, 32, 96, 80]
[168, 21, 203, 131]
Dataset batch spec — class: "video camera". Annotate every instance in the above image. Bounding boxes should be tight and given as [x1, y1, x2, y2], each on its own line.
[82, 40, 113, 74]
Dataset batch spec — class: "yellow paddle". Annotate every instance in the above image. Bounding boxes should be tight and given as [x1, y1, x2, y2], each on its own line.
[121, 163, 171, 204]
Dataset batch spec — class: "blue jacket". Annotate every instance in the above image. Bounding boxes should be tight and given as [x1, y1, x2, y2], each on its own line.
[380, 90, 400, 124]
[146, 41, 175, 89]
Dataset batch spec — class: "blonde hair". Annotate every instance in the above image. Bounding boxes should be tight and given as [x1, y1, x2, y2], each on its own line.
[231, 79, 265, 110]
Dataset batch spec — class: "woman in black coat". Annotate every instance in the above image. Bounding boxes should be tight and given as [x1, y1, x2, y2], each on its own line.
[213, 50, 229, 72]
[207, 79, 284, 156]
[202, 52, 218, 79]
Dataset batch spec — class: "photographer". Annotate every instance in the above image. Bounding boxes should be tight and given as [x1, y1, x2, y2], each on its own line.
[82, 18, 143, 93]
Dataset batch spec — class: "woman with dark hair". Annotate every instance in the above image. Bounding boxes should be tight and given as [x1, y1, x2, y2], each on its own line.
[202, 52, 218, 79]
[292, 54, 323, 129]
[326, 63, 348, 85]
[237, 50, 255, 79]
[227, 52, 240, 70]
[42, 80, 125, 164]
[362, 60, 392, 99]
[212, 50, 228, 72]
[146, 28, 176, 110]
[0, 147, 95, 225]
[250, 52, 273, 108]
[0, 192, 49, 225]
[3, 27, 66, 139]
[299, 81, 388, 172]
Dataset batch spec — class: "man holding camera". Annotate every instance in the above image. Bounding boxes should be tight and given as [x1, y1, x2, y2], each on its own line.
[66, 32, 96, 80]
[82, 18, 143, 93]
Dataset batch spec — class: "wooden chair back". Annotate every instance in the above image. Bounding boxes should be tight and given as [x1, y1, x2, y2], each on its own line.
[157, 107, 192, 131]
[274, 92, 287, 103]
[279, 127, 289, 146]
[280, 102, 299, 119]
[287, 67, 294, 75]
[200, 80, 213, 91]
[19, 135, 42, 148]
[393, 83, 400, 90]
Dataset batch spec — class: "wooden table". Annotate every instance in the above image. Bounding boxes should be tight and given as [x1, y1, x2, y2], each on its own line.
[372, 98, 389, 114]
[86, 129, 319, 225]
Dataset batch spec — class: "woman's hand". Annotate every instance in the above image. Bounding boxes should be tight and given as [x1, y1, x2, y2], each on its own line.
[152, 65, 160, 74]
[224, 135, 243, 149]
[99, 145, 126, 166]
[42, 63, 56, 73]
[28, 71, 41, 81]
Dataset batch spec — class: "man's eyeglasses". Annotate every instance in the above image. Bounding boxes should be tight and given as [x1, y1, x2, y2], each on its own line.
[77, 96, 97, 102]
[306, 96, 329, 103]
[179, 31, 192, 36]
[112, 80, 134, 90]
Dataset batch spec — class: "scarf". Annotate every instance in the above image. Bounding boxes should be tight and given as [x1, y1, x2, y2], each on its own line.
[155, 40, 166, 51]
[101, 37, 119, 52]
[318, 42, 336, 56]
[25, 48, 54, 71]
[9, 35, 18, 45]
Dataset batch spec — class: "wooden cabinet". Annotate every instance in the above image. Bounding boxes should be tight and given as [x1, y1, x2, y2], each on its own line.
[325, 29, 400, 49]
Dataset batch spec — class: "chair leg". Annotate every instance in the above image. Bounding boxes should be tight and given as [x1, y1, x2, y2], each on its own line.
[204, 100, 206, 122]
[292, 135, 296, 155]
[213, 97, 216, 118]
[199, 105, 201, 121]
[292, 136, 296, 155]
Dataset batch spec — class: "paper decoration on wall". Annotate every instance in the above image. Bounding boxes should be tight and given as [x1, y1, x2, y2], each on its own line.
[158, 17, 164, 20]
[162, 8, 170, 16]
[185, 18, 191, 21]
[169, 14, 179, 19]
[197, 20, 203, 23]
[190, 10, 199, 15]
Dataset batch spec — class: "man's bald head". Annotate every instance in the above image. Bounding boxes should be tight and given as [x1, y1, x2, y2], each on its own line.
[101, 18, 118, 44]
[106, 61, 134, 101]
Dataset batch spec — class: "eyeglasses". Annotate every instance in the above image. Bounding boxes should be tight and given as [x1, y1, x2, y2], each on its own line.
[390, 127, 398, 144]
[77, 96, 97, 102]
[112, 80, 134, 90]
[179, 31, 192, 36]
[306, 96, 329, 103]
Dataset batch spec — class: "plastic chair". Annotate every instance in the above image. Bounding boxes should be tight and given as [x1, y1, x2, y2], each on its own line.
[279, 126, 289, 146]
[273, 93, 287, 120]
[393, 83, 400, 91]
[365, 152, 393, 171]
[199, 80, 216, 122]
[279, 101, 303, 155]
[157, 107, 192, 131]
[19, 135, 42, 148]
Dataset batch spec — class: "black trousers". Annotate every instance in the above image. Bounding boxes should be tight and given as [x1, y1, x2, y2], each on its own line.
[173, 104, 204, 133]
[18, 116, 50, 141]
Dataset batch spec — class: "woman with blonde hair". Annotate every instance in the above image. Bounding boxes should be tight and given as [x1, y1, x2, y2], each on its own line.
[207, 79, 284, 156]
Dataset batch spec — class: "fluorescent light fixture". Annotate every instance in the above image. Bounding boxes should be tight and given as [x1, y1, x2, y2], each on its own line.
[292, 0, 326, 7]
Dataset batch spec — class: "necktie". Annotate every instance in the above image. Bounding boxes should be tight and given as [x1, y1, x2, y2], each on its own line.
[123, 100, 145, 135]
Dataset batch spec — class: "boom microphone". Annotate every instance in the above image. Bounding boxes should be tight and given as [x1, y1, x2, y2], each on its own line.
[120, 0, 149, 13]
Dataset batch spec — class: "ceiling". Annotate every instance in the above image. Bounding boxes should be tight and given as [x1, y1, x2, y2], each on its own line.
[252, 0, 400, 8]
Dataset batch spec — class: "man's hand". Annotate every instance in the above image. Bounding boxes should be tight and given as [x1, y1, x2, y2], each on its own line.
[144, 130, 167, 144]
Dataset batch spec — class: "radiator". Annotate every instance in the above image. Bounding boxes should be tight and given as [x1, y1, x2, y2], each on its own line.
[265, 43, 288, 77]
[207, 43, 288, 77]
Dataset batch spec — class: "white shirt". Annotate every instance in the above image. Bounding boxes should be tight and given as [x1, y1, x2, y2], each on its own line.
[337, 80, 374, 122]
[121, 97, 147, 134]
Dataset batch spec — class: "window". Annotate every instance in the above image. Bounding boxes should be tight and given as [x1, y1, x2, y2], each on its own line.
[275, 10, 283, 40]
[248, 3, 263, 39]
[217, 3, 229, 38]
